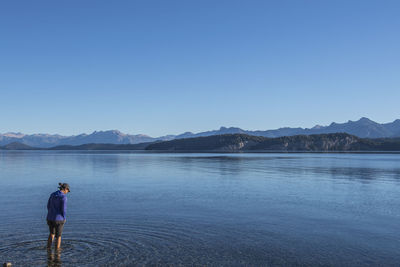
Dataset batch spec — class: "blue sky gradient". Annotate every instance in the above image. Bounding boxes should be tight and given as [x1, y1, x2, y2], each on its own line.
[1, 0, 399, 136]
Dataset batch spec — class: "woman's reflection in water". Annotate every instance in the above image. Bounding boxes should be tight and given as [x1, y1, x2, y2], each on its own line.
[47, 248, 62, 267]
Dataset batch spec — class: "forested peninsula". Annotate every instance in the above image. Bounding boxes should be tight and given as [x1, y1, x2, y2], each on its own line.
[145, 133, 400, 152]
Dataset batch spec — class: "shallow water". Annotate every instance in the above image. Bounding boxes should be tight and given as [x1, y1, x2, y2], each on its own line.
[0, 151, 399, 266]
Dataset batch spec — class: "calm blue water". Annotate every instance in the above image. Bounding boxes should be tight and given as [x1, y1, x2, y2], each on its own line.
[0, 151, 399, 266]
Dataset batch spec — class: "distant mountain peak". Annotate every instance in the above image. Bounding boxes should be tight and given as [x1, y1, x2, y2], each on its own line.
[3, 132, 25, 138]
[357, 117, 374, 123]
[312, 125, 325, 129]
[92, 130, 124, 135]
[219, 126, 243, 131]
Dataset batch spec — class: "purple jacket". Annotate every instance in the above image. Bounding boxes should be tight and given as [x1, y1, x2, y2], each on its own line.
[47, 190, 67, 221]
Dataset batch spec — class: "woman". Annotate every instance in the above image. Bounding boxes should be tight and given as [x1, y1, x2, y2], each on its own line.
[46, 183, 70, 249]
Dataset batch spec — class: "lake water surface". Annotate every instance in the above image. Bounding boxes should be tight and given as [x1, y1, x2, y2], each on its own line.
[0, 151, 399, 266]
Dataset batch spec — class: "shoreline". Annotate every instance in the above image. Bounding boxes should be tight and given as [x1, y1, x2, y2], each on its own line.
[2, 149, 400, 154]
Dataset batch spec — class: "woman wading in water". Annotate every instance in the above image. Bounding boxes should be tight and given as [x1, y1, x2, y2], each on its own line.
[46, 183, 70, 249]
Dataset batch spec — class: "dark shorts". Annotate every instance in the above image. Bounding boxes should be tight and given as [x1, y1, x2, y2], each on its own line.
[47, 220, 65, 237]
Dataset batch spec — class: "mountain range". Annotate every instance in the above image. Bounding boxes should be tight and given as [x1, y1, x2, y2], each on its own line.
[3, 133, 400, 152]
[1, 117, 400, 148]
[0, 130, 173, 148]
[145, 133, 400, 152]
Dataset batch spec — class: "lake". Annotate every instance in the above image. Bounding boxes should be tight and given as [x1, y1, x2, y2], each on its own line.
[0, 151, 399, 266]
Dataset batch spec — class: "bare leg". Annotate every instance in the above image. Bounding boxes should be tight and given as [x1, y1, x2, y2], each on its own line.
[47, 234, 55, 248]
[55, 236, 62, 249]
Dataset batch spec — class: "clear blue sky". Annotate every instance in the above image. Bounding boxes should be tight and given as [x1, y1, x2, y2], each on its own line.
[1, 0, 399, 137]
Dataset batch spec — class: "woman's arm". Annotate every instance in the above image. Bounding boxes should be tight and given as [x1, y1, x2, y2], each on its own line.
[61, 196, 67, 220]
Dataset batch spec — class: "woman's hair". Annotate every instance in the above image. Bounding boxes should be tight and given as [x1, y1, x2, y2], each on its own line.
[58, 183, 70, 191]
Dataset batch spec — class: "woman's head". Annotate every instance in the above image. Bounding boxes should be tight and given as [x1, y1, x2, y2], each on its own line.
[58, 183, 71, 193]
